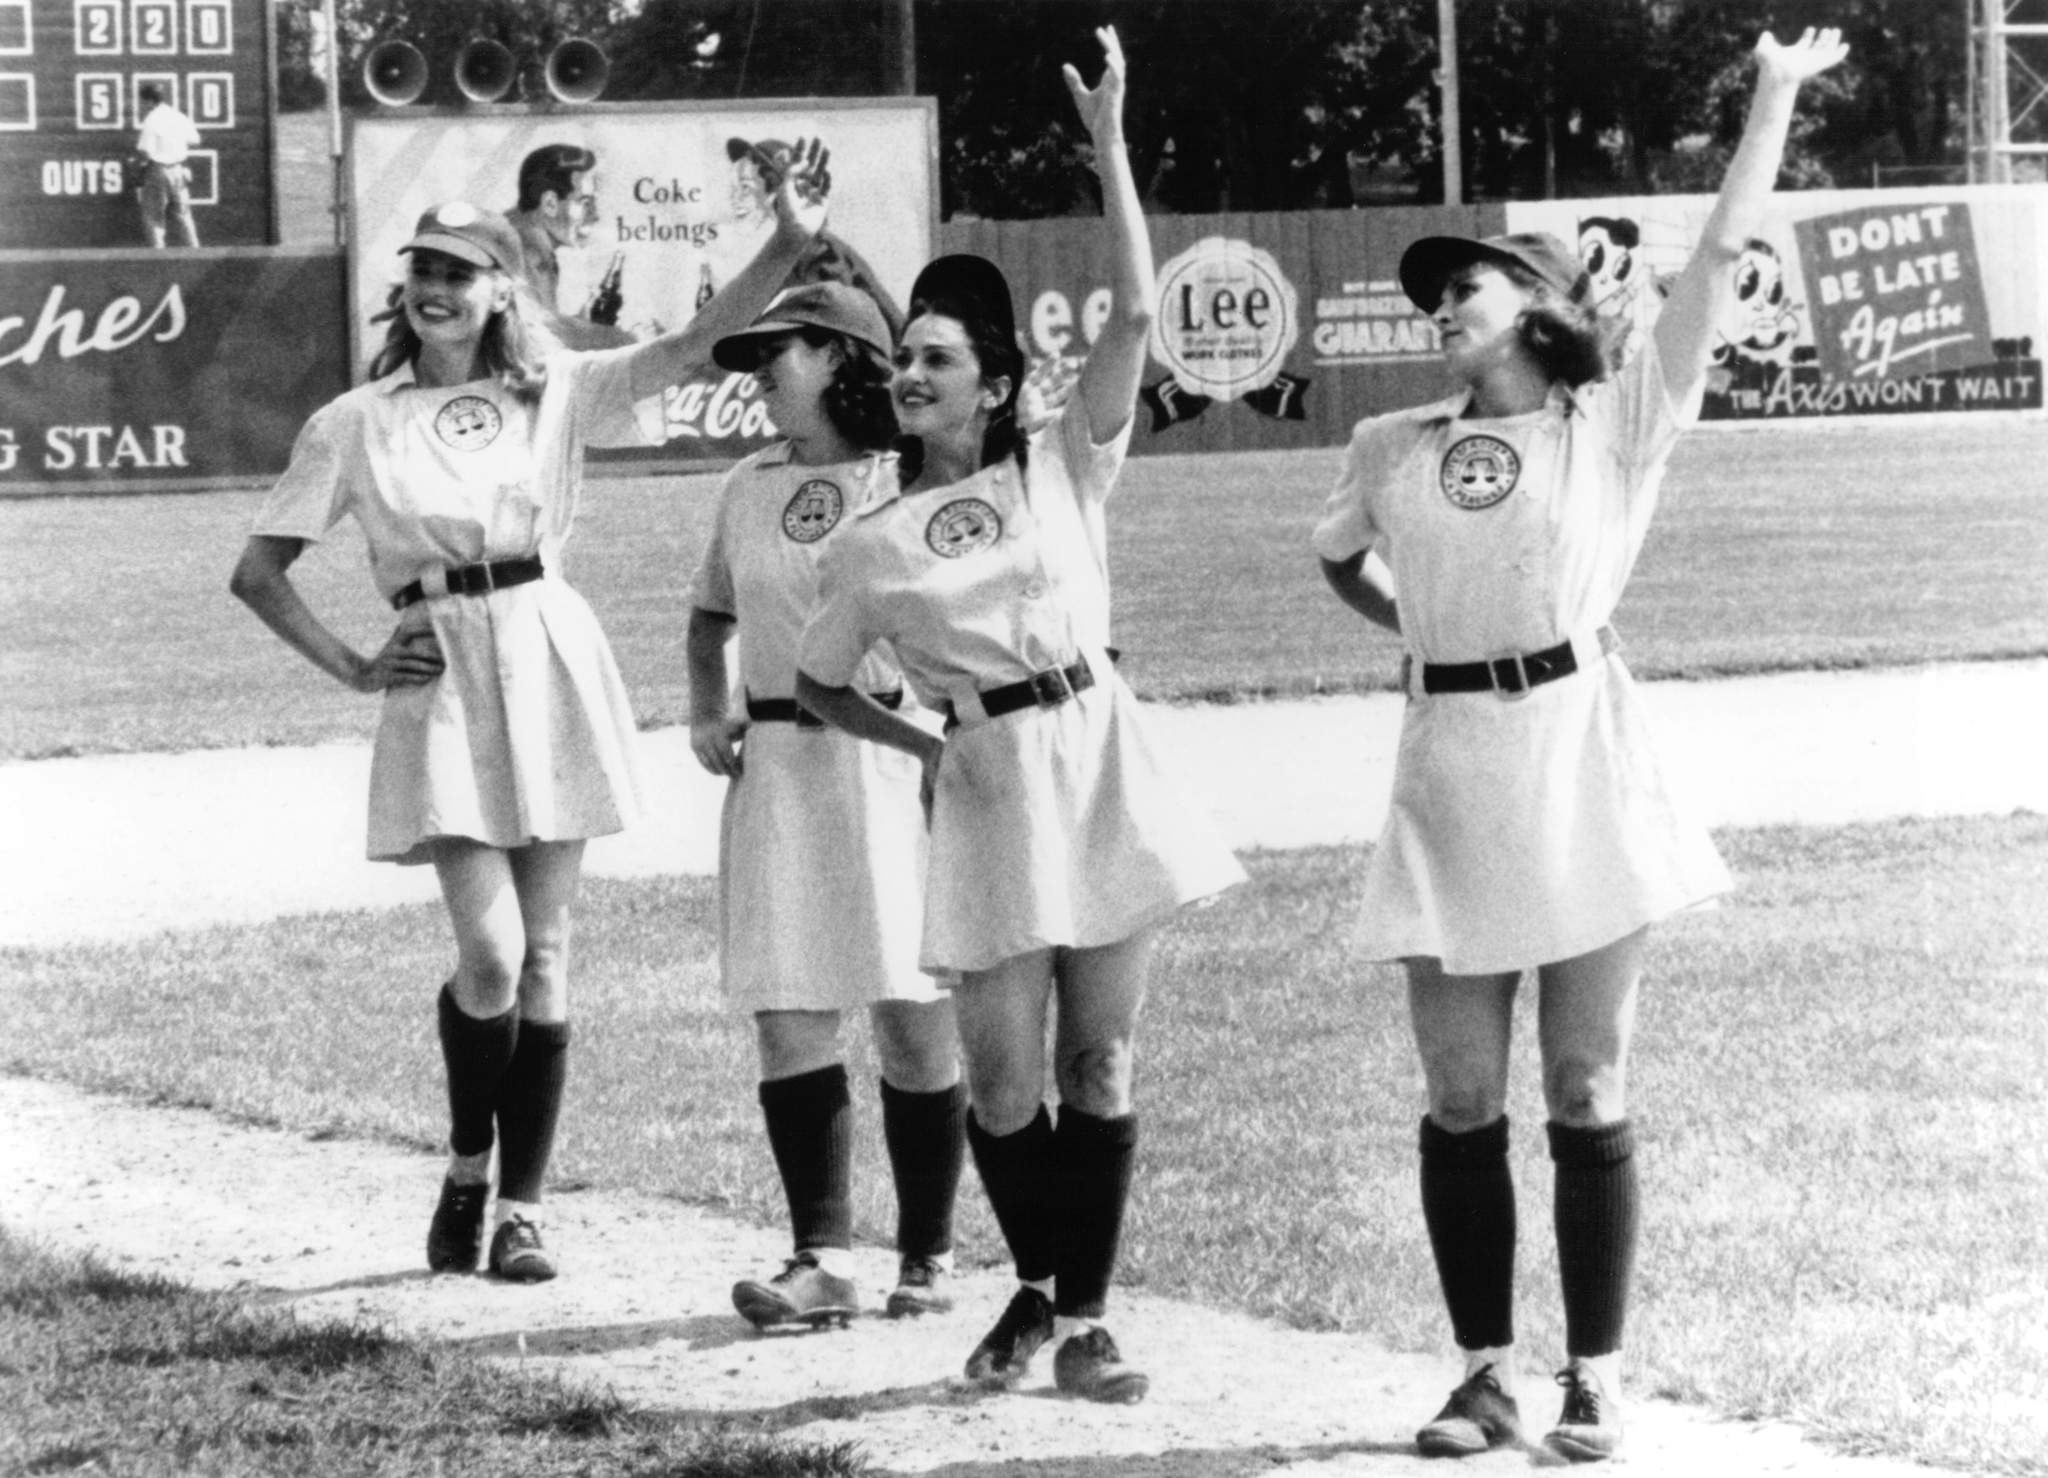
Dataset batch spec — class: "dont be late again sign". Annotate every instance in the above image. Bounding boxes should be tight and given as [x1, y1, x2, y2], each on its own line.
[0, 0, 274, 247]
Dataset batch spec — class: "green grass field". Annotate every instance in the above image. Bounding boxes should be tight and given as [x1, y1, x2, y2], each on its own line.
[6, 817, 2046, 1474]
[3, 420, 2046, 760]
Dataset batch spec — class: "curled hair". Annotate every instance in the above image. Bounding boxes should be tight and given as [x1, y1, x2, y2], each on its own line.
[367, 258, 558, 405]
[1504, 264, 1615, 387]
[793, 326, 897, 453]
[517, 144, 597, 212]
[893, 291, 1027, 486]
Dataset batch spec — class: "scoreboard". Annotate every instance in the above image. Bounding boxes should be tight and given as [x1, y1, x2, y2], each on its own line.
[0, 0, 274, 247]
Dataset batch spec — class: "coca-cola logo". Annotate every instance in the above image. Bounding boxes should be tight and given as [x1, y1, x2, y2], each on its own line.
[660, 370, 777, 441]
[0, 284, 186, 368]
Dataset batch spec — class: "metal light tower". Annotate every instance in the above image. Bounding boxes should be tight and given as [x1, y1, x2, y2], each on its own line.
[1972, 0, 2048, 182]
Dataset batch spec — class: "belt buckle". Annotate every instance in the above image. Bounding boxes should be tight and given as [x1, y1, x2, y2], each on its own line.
[1029, 666, 1073, 707]
[1489, 653, 1531, 700]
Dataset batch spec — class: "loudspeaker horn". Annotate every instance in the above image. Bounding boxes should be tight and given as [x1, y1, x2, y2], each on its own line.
[362, 39, 428, 107]
[454, 39, 516, 103]
[544, 38, 609, 103]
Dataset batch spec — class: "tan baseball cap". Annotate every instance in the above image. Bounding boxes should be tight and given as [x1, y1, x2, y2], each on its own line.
[712, 281, 894, 370]
[1399, 231, 1591, 313]
[399, 202, 524, 273]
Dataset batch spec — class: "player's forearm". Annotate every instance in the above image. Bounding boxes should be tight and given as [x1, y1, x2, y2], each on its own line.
[685, 609, 736, 727]
[795, 671, 942, 765]
[1319, 554, 1401, 633]
[628, 223, 811, 400]
[1694, 77, 1802, 265]
[230, 540, 370, 690]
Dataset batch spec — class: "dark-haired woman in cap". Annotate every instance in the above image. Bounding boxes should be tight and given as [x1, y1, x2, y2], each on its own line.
[229, 147, 834, 1285]
[1313, 29, 1845, 1464]
[795, 27, 1242, 1404]
[686, 281, 966, 1331]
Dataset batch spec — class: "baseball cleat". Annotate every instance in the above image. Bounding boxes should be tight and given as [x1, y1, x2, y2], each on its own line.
[1545, 1364, 1623, 1462]
[1416, 1363, 1523, 1456]
[731, 1252, 858, 1329]
[885, 1254, 955, 1317]
[425, 1178, 489, 1273]
[486, 1214, 558, 1283]
[962, 1285, 1055, 1389]
[1052, 1324, 1150, 1404]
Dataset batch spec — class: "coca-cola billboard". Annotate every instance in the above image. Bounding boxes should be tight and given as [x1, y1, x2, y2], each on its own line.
[348, 100, 936, 465]
[0, 247, 347, 494]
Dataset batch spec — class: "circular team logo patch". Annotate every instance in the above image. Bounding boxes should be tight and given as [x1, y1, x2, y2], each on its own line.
[925, 497, 1002, 558]
[781, 479, 844, 543]
[434, 395, 502, 452]
[1440, 435, 1521, 509]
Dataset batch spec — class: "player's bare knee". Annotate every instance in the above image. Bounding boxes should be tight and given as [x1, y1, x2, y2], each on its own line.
[1055, 1041, 1134, 1118]
[871, 1003, 958, 1092]
[1544, 1055, 1623, 1125]
[451, 953, 519, 1015]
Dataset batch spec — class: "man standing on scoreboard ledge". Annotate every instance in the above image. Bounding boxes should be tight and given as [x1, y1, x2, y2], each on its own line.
[134, 83, 201, 249]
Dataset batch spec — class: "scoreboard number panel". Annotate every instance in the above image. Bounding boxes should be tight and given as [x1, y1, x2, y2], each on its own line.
[0, 0, 271, 245]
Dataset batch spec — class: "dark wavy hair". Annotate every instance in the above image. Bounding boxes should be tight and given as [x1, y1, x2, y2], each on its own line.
[893, 290, 1027, 485]
[1502, 262, 1615, 388]
[784, 326, 897, 453]
[367, 253, 557, 405]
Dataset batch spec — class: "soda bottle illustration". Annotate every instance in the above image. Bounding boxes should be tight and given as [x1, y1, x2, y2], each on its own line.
[695, 261, 716, 311]
[586, 250, 625, 326]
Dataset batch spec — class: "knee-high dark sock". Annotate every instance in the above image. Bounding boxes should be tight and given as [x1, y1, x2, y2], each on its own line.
[965, 1105, 1057, 1284]
[495, 1018, 571, 1205]
[1419, 1115, 1517, 1351]
[1549, 1119, 1639, 1358]
[880, 1079, 966, 1261]
[759, 1064, 854, 1251]
[437, 985, 519, 1159]
[1052, 1106, 1138, 1320]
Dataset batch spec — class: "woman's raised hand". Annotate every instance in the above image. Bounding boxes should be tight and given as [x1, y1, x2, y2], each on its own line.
[1754, 26, 1849, 86]
[771, 137, 832, 243]
[1062, 25, 1128, 146]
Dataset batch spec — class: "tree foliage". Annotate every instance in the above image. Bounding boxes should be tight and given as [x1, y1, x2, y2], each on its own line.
[277, 0, 1971, 213]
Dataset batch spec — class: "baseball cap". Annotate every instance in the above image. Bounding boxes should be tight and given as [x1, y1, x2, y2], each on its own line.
[726, 136, 792, 173]
[908, 253, 1016, 342]
[399, 202, 523, 273]
[712, 281, 894, 371]
[1399, 231, 1590, 313]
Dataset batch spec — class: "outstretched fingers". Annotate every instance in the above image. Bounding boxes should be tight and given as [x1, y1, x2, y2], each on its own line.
[1755, 25, 1849, 82]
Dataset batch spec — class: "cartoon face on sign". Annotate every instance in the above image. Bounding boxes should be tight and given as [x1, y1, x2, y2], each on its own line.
[781, 479, 844, 543]
[434, 395, 503, 451]
[1440, 435, 1521, 510]
[925, 498, 1002, 558]
[1577, 216, 1640, 310]
[1718, 237, 1803, 366]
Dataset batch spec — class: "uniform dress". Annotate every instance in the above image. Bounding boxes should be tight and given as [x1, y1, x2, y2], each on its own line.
[251, 349, 668, 865]
[800, 406, 1245, 975]
[689, 444, 942, 1010]
[1312, 334, 1732, 975]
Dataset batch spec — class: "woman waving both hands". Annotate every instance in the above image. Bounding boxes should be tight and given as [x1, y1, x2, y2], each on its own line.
[1314, 28, 1847, 1464]
[796, 27, 1244, 1404]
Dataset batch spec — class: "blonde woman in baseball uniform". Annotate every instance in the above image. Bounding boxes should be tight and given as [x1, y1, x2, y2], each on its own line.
[1314, 30, 1845, 1464]
[229, 150, 833, 1284]
[687, 281, 966, 1330]
[797, 28, 1243, 1404]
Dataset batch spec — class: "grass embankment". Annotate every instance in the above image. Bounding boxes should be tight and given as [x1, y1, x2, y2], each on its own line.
[5, 419, 2046, 760]
[6, 815, 2045, 1474]
[0, 1228, 863, 1477]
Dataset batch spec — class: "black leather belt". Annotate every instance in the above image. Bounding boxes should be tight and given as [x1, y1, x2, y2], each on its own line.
[1421, 626, 1616, 697]
[392, 557, 544, 611]
[747, 691, 902, 729]
[974, 656, 1095, 720]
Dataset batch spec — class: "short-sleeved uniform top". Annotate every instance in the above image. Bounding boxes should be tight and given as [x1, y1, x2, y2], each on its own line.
[251, 348, 667, 864]
[1312, 335, 1731, 974]
[800, 406, 1244, 975]
[688, 445, 941, 1009]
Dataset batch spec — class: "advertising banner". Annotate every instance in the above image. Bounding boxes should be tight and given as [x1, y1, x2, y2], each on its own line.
[0, 0, 276, 247]
[0, 245, 348, 495]
[346, 100, 936, 464]
[944, 206, 1498, 456]
[1504, 186, 2044, 420]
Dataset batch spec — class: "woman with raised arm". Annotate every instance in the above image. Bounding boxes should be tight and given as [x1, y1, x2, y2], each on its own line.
[229, 147, 832, 1285]
[1313, 30, 1846, 1464]
[794, 28, 1242, 1404]
[686, 281, 966, 1332]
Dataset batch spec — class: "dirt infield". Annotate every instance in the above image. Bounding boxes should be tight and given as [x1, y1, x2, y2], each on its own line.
[3, 1074, 1942, 1477]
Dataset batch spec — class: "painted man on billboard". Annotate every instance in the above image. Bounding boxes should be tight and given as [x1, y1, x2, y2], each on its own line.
[506, 143, 632, 349]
